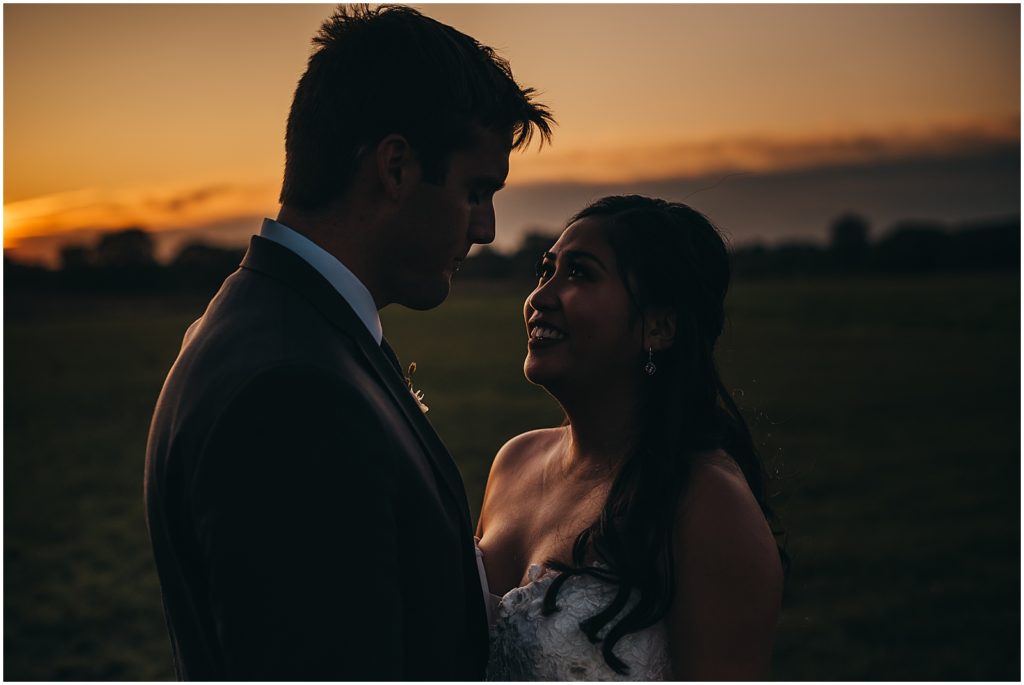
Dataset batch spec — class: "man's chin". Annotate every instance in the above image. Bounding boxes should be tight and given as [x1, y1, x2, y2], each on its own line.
[398, 278, 451, 311]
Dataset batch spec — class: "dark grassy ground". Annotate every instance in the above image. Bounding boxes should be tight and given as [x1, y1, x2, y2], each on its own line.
[4, 274, 1019, 680]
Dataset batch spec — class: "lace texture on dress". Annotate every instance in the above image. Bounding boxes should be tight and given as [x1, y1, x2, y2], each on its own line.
[485, 564, 672, 681]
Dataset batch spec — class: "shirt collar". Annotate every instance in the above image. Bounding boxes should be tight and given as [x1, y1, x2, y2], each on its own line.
[258, 218, 383, 345]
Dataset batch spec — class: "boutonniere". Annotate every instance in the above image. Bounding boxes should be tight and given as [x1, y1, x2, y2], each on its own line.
[405, 362, 429, 414]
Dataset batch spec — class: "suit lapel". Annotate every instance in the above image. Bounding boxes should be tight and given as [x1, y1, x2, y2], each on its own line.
[239, 236, 474, 535]
[378, 338, 404, 378]
[376, 336, 474, 523]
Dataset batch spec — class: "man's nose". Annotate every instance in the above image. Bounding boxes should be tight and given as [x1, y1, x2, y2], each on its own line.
[469, 203, 496, 245]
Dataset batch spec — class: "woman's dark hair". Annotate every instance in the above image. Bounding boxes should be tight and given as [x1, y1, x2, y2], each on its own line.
[280, 4, 554, 210]
[542, 195, 786, 674]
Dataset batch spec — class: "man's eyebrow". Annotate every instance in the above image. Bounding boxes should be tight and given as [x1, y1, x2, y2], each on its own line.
[542, 249, 608, 272]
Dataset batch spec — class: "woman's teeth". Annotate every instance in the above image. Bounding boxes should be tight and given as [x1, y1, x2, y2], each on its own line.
[531, 327, 565, 340]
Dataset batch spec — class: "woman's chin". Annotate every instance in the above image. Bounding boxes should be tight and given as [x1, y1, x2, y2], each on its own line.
[523, 357, 559, 388]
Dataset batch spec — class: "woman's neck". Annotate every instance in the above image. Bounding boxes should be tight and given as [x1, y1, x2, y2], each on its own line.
[556, 390, 641, 479]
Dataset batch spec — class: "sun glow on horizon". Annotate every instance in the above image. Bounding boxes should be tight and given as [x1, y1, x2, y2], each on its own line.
[3, 181, 281, 250]
[5, 117, 1018, 254]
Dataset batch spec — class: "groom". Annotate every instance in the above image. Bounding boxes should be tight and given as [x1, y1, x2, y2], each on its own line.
[144, 5, 552, 680]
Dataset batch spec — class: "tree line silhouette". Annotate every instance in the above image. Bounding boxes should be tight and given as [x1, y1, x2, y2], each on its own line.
[4, 214, 1019, 295]
[731, 214, 1019, 279]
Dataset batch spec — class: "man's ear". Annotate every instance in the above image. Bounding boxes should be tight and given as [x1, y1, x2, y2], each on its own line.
[375, 134, 417, 201]
[643, 307, 677, 352]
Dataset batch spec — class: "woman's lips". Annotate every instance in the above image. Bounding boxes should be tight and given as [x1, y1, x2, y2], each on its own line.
[527, 336, 564, 350]
[527, 324, 567, 349]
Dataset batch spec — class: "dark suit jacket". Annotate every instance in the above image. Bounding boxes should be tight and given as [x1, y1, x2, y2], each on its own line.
[144, 236, 488, 680]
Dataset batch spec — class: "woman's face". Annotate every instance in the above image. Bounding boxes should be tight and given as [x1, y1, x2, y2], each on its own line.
[523, 216, 643, 394]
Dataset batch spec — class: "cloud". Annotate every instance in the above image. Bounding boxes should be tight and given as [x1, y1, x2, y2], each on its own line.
[3, 181, 279, 247]
[491, 146, 1020, 253]
[509, 117, 1020, 185]
[152, 184, 233, 214]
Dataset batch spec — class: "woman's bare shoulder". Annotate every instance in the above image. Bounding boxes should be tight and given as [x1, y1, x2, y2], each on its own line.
[678, 449, 782, 582]
[489, 426, 565, 477]
[692, 447, 745, 478]
[478, 427, 565, 536]
[667, 450, 783, 679]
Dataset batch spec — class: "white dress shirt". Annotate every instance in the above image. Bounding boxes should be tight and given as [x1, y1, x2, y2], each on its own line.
[258, 218, 383, 345]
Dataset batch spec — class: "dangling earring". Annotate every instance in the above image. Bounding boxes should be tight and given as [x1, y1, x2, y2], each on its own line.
[643, 347, 657, 376]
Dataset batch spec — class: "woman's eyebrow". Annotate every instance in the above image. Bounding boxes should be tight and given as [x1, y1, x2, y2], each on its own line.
[542, 250, 608, 271]
[562, 249, 608, 272]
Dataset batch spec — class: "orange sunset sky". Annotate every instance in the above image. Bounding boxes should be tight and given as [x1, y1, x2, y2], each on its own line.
[3, 3, 1020, 265]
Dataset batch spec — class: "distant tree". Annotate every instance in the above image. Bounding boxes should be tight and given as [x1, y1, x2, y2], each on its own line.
[4, 254, 51, 289]
[172, 242, 243, 271]
[452, 229, 559, 281]
[510, 229, 558, 280]
[59, 245, 94, 272]
[769, 241, 829, 277]
[170, 242, 245, 292]
[94, 228, 156, 269]
[516, 230, 558, 257]
[947, 219, 1020, 271]
[458, 246, 513, 279]
[64, 227, 165, 289]
[829, 213, 870, 271]
[731, 243, 771, 279]
[872, 221, 949, 273]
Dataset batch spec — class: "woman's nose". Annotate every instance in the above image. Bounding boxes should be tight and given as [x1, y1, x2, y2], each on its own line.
[526, 275, 559, 312]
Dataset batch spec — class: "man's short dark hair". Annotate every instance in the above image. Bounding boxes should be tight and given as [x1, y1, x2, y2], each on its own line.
[280, 4, 554, 210]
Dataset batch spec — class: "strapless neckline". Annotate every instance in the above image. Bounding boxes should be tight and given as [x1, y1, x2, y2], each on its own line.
[476, 541, 672, 680]
[474, 539, 589, 600]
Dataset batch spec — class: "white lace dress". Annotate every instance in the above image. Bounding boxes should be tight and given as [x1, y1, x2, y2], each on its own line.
[478, 547, 672, 681]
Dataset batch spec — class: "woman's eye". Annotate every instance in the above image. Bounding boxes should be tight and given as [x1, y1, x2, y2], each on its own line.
[534, 261, 588, 282]
[567, 265, 588, 280]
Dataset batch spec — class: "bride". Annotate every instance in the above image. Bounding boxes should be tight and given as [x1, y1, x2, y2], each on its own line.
[476, 195, 786, 680]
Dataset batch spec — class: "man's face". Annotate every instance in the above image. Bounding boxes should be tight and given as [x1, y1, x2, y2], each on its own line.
[385, 127, 511, 310]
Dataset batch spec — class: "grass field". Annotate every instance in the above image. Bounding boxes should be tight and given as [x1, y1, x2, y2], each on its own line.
[4, 274, 1020, 680]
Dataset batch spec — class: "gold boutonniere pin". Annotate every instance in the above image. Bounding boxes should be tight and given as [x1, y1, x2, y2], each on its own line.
[405, 362, 429, 413]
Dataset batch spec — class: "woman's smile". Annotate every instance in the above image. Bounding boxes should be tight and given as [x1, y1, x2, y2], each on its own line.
[527, 318, 568, 349]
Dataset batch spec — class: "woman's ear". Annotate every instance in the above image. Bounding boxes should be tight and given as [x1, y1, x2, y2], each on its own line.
[643, 307, 677, 352]
[375, 134, 417, 201]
